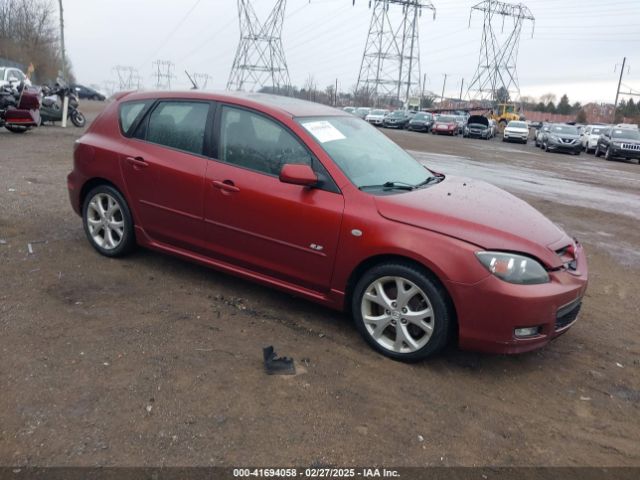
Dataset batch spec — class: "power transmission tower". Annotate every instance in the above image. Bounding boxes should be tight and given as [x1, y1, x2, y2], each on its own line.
[466, 0, 534, 104]
[227, 0, 291, 93]
[152, 60, 175, 90]
[356, 0, 436, 107]
[113, 66, 140, 90]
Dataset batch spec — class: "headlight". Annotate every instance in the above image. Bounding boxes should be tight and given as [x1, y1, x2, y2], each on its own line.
[612, 141, 622, 147]
[476, 252, 550, 285]
[549, 135, 560, 142]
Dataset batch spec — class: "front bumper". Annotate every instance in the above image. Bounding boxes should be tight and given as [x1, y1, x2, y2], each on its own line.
[407, 123, 430, 132]
[367, 118, 384, 125]
[610, 145, 640, 159]
[503, 131, 528, 142]
[448, 244, 588, 354]
[547, 141, 582, 153]
[466, 129, 490, 139]
[434, 126, 456, 135]
[383, 121, 404, 129]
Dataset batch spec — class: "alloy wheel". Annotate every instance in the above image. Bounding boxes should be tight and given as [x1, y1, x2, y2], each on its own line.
[360, 276, 435, 354]
[86, 193, 125, 250]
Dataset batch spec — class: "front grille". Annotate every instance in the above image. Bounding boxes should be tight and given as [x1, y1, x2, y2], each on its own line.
[556, 299, 582, 330]
[561, 138, 576, 144]
[621, 143, 640, 151]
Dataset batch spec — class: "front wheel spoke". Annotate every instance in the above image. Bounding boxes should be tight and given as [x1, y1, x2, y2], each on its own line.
[104, 228, 115, 248]
[397, 285, 418, 308]
[395, 324, 419, 351]
[372, 280, 393, 308]
[405, 308, 432, 323]
[364, 314, 392, 338]
[364, 291, 389, 309]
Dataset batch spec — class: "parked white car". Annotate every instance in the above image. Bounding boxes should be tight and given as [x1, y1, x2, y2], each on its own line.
[365, 109, 389, 126]
[0, 66, 31, 88]
[502, 120, 529, 144]
[580, 125, 609, 153]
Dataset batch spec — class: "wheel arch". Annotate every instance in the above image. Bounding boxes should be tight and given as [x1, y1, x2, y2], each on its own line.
[79, 177, 134, 222]
[344, 254, 459, 338]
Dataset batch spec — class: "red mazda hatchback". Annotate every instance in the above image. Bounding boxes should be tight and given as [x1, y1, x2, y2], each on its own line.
[68, 91, 588, 361]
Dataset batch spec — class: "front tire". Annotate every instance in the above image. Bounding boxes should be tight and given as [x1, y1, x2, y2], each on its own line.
[352, 263, 452, 362]
[605, 147, 613, 161]
[71, 110, 86, 127]
[82, 185, 136, 257]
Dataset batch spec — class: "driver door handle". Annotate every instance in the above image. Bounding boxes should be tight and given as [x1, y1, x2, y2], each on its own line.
[212, 180, 240, 193]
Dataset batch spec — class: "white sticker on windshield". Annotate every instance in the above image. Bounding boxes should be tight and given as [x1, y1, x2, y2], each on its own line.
[301, 120, 346, 143]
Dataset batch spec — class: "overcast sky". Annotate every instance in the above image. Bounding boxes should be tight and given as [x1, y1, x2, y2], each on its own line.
[63, 0, 640, 104]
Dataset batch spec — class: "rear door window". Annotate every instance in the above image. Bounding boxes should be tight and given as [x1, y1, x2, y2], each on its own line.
[146, 101, 210, 155]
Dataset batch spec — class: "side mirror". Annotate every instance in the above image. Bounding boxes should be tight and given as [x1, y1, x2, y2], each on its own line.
[279, 164, 317, 187]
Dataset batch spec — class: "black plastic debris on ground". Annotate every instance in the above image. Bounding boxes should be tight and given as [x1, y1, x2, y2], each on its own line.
[263, 345, 296, 375]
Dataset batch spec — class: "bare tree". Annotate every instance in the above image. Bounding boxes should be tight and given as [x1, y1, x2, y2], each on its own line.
[0, 0, 72, 83]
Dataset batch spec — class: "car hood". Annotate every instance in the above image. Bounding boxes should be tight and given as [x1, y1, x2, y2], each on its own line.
[505, 126, 528, 133]
[467, 115, 489, 127]
[374, 176, 570, 268]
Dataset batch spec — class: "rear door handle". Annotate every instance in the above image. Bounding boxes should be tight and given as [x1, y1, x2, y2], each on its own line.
[212, 180, 240, 193]
[125, 156, 149, 169]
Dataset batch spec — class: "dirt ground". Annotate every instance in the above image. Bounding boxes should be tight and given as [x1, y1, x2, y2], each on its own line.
[0, 102, 638, 467]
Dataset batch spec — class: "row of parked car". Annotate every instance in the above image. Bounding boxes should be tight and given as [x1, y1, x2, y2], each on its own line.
[533, 122, 640, 161]
[343, 106, 500, 138]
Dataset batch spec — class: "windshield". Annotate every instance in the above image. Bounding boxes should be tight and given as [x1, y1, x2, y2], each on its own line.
[371, 109, 387, 115]
[355, 108, 370, 115]
[413, 113, 431, 120]
[508, 121, 527, 129]
[0, 68, 5, 79]
[612, 129, 640, 140]
[550, 124, 579, 134]
[590, 127, 606, 135]
[389, 111, 406, 118]
[298, 116, 432, 190]
[438, 115, 455, 123]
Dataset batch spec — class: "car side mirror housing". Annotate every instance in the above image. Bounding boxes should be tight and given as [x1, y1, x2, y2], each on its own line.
[279, 164, 317, 187]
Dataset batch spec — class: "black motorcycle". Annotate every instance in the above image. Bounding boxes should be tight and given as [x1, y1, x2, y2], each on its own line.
[40, 83, 86, 127]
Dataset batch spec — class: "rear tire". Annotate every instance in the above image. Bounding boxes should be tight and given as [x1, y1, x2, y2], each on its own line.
[5, 125, 29, 134]
[352, 263, 453, 362]
[82, 185, 136, 258]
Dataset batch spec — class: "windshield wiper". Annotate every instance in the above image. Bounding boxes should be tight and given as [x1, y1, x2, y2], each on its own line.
[413, 176, 443, 188]
[359, 181, 415, 191]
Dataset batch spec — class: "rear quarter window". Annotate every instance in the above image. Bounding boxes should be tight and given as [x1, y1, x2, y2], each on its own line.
[119, 101, 151, 136]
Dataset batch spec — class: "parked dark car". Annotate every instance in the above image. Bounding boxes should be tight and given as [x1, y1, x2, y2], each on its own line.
[462, 115, 490, 139]
[382, 110, 413, 129]
[67, 91, 588, 361]
[595, 127, 640, 162]
[541, 124, 582, 155]
[71, 84, 106, 101]
[407, 112, 434, 132]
